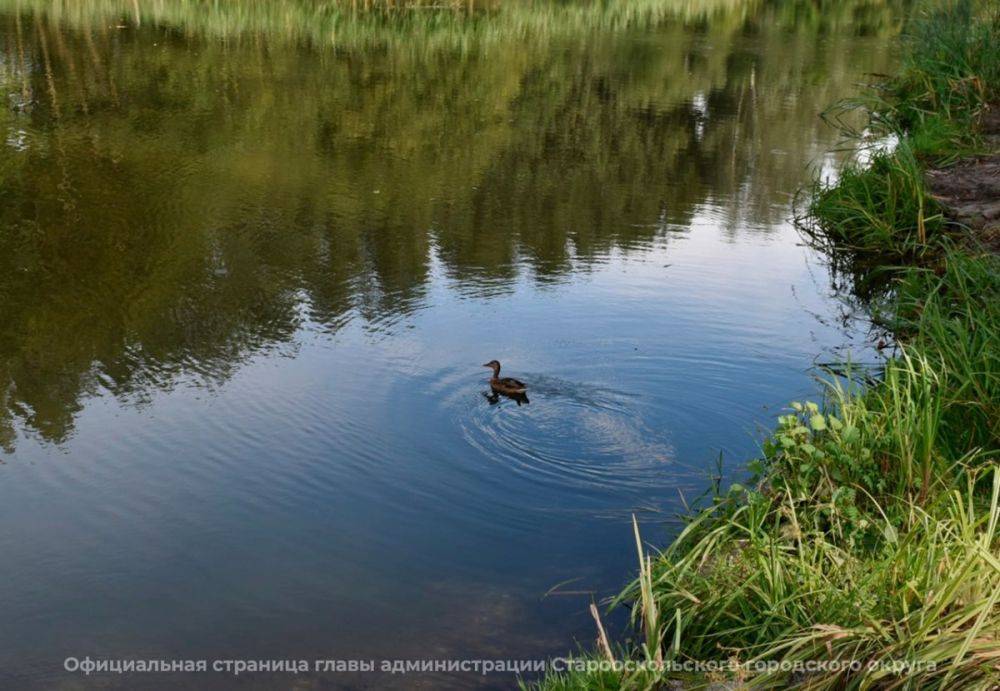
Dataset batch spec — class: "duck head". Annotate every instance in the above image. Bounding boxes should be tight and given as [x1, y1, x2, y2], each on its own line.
[482, 360, 501, 376]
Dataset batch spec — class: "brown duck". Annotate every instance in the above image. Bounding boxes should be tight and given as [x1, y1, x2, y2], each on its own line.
[483, 360, 527, 395]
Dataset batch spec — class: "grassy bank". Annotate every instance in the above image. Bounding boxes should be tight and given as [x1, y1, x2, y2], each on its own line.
[535, 1, 1000, 688]
[0, 0, 903, 53]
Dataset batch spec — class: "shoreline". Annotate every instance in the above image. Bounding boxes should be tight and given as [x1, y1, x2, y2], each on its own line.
[535, 1, 1000, 688]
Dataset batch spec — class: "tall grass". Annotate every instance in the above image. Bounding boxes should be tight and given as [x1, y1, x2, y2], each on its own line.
[891, 252, 1000, 456]
[0, 0, 758, 51]
[803, 141, 950, 259]
[619, 465, 1000, 688]
[890, 0, 1000, 140]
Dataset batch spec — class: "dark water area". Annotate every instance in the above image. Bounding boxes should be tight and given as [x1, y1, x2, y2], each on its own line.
[0, 1, 900, 687]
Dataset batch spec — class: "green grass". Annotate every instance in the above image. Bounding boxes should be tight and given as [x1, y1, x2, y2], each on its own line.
[802, 141, 951, 259]
[890, 0, 1000, 142]
[622, 465, 1000, 688]
[0, 0, 759, 51]
[890, 252, 1000, 456]
[532, 1, 1000, 688]
[831, 0, 1000, 153]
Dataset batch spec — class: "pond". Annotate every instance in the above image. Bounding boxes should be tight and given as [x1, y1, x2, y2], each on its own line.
[0, 1, 898, 687]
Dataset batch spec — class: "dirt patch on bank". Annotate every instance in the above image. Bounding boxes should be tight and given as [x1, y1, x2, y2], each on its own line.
[926, 155, 1000, 248]
[925, 105, 1000, 251]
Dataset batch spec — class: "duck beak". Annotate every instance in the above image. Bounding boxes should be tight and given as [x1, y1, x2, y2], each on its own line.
[482, 363, 491, 368]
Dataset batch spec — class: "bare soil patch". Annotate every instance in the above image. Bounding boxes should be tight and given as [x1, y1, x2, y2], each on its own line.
[925, 105, 1000, 251]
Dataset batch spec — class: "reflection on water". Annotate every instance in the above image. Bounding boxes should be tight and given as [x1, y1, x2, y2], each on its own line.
[0, 0, 898, 687]
[484, 390, 529, 406]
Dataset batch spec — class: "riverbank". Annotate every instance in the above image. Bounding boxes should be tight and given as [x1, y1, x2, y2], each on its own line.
[534, 1, 1000, 688]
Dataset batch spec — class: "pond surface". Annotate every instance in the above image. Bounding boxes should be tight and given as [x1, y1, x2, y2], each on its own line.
[0, 1, 897, 687]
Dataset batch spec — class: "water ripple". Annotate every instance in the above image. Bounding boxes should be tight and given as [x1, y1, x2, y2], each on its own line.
[449, 372, 677, 494]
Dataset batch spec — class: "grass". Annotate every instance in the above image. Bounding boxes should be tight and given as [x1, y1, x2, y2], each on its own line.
[803, 141, 950, 259]
[532, 1, 1000, 688]
[890, 0, 1000, 141]
[0, 0, 758, 51]
[620, 464, 1000, 688]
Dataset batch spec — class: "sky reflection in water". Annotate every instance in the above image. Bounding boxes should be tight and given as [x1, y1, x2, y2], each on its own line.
[0, 1, 899, 687]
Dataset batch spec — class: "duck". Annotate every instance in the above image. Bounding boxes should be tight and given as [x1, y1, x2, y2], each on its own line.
[483, 360, 527, 395]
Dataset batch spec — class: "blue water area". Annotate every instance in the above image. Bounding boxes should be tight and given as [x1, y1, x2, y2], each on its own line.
[0, 2, 896, 687]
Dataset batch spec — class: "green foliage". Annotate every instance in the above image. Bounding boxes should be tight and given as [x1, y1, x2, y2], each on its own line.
[892, 251, 1000, 456]
[803, 141, 951, 259]
[890, 0, 1000, 140]
[523, 661, 663, 691]
[533, 466, 1000, 690]
[816, 0, 1000, 160]
[907, 113, 975, 161]
[0, 0, 797, 51]
[764, 400, 886, 542]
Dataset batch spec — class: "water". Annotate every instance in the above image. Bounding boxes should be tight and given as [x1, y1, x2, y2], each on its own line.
[0, 1, 898, 687]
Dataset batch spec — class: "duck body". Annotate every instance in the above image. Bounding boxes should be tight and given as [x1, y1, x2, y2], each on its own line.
[491, 377, 527, 395]
[483, 360, 527, 395]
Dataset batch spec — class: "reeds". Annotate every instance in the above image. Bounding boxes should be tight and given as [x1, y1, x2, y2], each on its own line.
[621, 466, 1000, 688]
